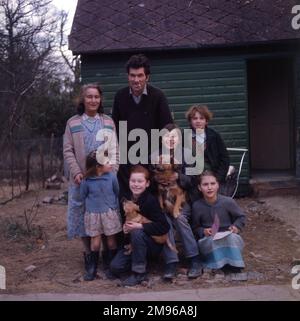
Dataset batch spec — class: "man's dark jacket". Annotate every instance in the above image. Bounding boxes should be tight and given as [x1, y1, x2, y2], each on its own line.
[112, 84, 173, 196]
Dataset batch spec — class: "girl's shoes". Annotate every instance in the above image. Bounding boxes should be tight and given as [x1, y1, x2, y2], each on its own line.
[221, 264, 243, 274]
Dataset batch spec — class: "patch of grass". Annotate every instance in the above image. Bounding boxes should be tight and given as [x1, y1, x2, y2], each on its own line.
[0, 194, 48, 253]
[6, 220, 29, 239]
[1, 217, 47, 253]
[3, 218, 43, 241]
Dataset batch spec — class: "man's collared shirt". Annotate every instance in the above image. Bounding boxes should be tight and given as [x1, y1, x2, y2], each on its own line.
[129, 86, 148, 104]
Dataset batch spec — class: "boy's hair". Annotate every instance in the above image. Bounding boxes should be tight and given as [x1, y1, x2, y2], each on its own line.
[84, 150, 101, 178]
[130, 165, 150, 181]
[185, 104, 213, 123]
[198, 170, 219, 185]
[126, 54, 151, 76]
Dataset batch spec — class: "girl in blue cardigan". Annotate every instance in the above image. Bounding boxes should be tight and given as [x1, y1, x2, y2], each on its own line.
[80, 150, 122, 281]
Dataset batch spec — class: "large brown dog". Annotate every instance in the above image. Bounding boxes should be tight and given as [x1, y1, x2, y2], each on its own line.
[122, 199, 177, 253]
[152, 154, 187, 218]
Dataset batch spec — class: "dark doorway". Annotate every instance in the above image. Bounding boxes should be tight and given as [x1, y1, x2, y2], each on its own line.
[247, 58, 294, 173]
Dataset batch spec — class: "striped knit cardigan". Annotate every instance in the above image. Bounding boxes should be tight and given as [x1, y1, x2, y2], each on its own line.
[63, 114, 119, 185]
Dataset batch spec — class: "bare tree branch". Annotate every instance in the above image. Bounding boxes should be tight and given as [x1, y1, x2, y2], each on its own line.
[0, 0, 63, 148]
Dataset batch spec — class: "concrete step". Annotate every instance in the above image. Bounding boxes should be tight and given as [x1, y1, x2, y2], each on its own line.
[251, 180, 300, 197]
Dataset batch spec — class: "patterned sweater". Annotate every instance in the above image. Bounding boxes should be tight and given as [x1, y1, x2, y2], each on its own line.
[63, 113, 119, 185]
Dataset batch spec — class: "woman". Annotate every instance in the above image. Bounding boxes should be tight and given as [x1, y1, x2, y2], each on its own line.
[63, 83, 119, 274]
[192, 170, 246, 272]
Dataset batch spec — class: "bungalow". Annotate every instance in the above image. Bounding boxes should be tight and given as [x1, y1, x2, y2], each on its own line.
[69, 0, 300, 195]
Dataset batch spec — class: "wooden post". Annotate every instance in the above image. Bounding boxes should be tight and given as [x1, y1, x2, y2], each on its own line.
[10, 131, 14, 199]
[49, 133, 54, 175]
[39, 141, 45, 188]
[25, 147, 32, 191]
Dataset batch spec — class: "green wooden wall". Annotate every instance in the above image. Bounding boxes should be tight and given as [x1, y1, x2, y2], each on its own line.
[295, 55, 300, 178]
[81, 52, 250, 190]
[295, 56, 300, 133]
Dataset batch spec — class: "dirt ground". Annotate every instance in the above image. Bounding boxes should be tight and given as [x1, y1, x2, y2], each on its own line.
[0, 185, 299, 295]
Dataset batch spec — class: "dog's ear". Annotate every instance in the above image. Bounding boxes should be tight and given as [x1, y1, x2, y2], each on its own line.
[134, 203, 140, 212]
[123, 199, 130, 213]
[120, 197, 128, 205]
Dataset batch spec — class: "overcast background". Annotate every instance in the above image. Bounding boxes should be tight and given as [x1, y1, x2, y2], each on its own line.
[52, 0, 78, 34]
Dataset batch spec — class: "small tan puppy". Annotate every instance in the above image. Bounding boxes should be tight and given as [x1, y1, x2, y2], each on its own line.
[123, 199, 177, 253]
[153, 154, 187, 218]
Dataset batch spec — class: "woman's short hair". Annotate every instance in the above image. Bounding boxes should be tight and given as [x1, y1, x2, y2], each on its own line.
[185, 104, 213, 123]
[77, 83, 104, 115]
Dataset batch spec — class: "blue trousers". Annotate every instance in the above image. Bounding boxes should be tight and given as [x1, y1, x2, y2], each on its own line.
[162, 203, 199, 264]
[110, 229, 163, 274]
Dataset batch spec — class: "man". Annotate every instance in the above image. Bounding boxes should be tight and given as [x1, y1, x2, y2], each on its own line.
[112, 55, 202, 281]
[112, 54, 173, 197]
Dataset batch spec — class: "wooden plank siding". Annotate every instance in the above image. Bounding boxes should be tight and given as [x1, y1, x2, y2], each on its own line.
[295, 56, 300, 133]
[295, 55, 300, 178]
[81, 53, 250, 189]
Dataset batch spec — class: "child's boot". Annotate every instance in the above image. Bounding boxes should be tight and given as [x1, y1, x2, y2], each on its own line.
[84, 251, 99, 281]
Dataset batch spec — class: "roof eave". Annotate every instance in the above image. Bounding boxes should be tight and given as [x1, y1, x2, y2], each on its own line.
[69, 38, 300, 56]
